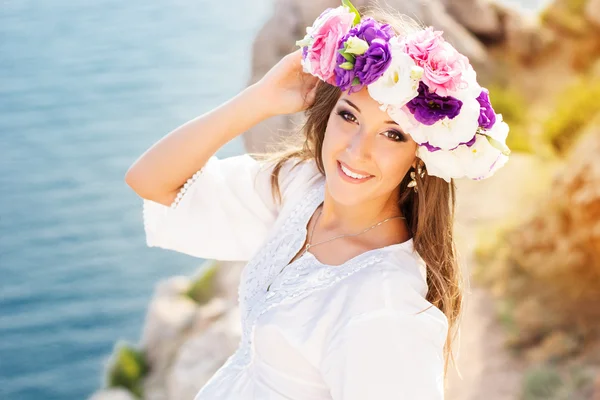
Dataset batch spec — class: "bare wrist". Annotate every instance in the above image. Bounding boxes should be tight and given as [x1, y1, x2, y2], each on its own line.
[242, 83, 277, 120]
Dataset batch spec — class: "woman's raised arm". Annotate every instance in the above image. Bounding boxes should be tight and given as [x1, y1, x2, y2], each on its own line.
[125, 50, 318, 207]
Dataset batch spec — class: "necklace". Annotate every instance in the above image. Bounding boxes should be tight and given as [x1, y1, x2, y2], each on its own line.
[266, 206, 406, 292]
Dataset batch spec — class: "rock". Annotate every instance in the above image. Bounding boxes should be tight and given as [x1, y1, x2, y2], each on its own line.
[526, 331, 580, 363]
[167, 309, 242, 400]
[444, 0, 503, 39]
[154, 276, 191, 297]
[141, 295, 198, 365]
[88, 388, 136, 400]
[494, 3, 558, 65]
[140, 290, 198, 398]
[587, 0, 600, 27]
[196, 297, 229, 322]
[189, 297, 230, 333]
[505, 125, 600, 346]
[594, 373, 600, 400]
[141, 378, 168, 400]
[210, 260, 246, 302]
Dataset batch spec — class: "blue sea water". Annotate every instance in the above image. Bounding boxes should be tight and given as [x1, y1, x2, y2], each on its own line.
[0, 1, 273, 399]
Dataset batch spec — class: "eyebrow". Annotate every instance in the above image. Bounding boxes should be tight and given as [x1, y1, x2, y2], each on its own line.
[341, 99, 399, 126]
[342, 99, 361, 112]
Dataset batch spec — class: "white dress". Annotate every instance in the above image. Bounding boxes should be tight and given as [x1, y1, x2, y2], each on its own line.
[142, 154, 449, 400]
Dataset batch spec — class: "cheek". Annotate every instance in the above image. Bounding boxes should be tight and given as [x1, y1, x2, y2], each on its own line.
[323, 116, 351, 155]
[374, 144, 418, 188]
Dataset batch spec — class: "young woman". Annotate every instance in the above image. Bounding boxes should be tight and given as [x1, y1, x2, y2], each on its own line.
[126, 3, 509, 399]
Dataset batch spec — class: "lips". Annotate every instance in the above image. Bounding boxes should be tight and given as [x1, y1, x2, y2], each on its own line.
[337, 160, 374, 183]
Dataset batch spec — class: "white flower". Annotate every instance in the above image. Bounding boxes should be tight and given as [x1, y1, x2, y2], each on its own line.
[418, 116, 510, 182]
[460, 64, 483, 98]
[367, 37, 423, 108]
[390, 92, 481, 151]
[300, 54, 314, 75]
[483, 114, 510, 151]
[417, 146, 465, 182]
[454, 131, 508, 180]
[345, 36, 369, 55]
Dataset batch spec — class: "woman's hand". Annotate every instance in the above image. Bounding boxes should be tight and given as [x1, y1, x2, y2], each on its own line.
[252, 49, 320, 117]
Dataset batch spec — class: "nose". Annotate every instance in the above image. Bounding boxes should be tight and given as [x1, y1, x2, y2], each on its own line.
[346, 127, 372, 161]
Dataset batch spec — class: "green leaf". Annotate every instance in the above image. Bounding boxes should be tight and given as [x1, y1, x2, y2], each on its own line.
[485, 135, 511, 156]
[339, 61, 354, 70]
[338, 49, 356, 62]
[352, 77, 361, 86]
[342, 0, 361, 26]
[295, 35, 312, 48]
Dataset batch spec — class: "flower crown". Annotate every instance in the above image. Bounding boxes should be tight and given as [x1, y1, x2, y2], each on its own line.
[296, 0, 510, 182]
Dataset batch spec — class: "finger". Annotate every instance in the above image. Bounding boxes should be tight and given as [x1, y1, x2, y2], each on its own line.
[304, 80, 319, 107]
[287, 48, 304, 65]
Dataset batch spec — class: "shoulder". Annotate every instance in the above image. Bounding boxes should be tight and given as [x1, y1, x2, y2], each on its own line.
[257, 155, 323, 208]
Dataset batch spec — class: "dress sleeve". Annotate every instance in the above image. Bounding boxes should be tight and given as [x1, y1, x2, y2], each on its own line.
[320, 306, 448, 400]
[142, 153, 313, 261]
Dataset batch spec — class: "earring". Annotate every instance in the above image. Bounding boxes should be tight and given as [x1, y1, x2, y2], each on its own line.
[407, 164, 426, 192]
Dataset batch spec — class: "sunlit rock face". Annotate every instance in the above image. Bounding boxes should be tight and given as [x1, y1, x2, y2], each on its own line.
[588, 0, 600, 26]
[89, 388, 137, 400]
[496, 126, 600, 354]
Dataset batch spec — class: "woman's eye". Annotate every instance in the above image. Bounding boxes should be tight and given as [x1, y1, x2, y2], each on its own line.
[383, 130, 407, 142]
[337, 110, 357, 123]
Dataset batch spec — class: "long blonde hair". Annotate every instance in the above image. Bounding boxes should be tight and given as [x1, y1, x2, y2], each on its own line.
[252, 7, 463, 380]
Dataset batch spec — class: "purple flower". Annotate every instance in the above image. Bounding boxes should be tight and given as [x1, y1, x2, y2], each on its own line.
[354, 39, 392, 86]
[407, 82, 463, 125]
[421, 142, 442, 152]
[351, 17, 394, 43]
[477, 89, 496, 129]
[335, 66, 358, 92]
[334, 18, 394, 92]
[421, 134, 477, 152]
[461, 135, 477, 147]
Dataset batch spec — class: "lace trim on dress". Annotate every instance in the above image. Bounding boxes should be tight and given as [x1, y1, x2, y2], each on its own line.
[170, 167, 205, 209]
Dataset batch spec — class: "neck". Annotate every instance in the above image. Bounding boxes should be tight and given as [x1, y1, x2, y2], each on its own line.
[318, 187, 404, 235]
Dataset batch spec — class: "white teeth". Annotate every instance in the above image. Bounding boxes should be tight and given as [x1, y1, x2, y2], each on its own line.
[340, 163, 369, 179]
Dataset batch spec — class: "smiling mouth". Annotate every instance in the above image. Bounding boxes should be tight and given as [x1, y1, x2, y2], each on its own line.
[337, 160, 374, 182]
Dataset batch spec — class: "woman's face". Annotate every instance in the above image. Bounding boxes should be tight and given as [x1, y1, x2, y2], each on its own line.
[321, 87, 418, 206]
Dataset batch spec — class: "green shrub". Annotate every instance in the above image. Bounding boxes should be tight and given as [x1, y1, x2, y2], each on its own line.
[565, 0, 589, 16]
[542, 77, 600, 154]
[487, 85, 533, 153]
[539, 1, 590, 36]
[185, 260, 219, 304]
[106, 342, 148, 398]
[521, 363, 594, 400]
[522, 364, 564, 400]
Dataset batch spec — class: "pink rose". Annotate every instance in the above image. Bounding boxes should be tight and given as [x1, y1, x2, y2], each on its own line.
[402, 27, 444, 66]
[420, 42, 470, 97]
[307, 9, 354, 84]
